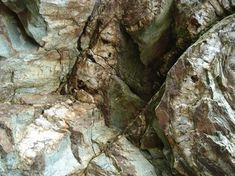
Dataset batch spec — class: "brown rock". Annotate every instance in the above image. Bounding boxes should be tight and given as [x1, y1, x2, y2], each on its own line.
[155, 14, 235, 175]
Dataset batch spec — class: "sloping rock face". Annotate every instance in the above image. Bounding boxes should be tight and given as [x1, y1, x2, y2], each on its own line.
[155, 14, 235, 175]
[122, 0, 173, 65]
[0, 0, 235, 176]
[0, 95, 157, 175]
[174, 0, 235, 49]
[0, 1, 161, 175]
[0, 0, 83, 102]
[2, 0, 96, 49]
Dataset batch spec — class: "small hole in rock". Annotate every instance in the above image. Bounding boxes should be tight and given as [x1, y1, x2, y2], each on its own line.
[191, 75, 199, 83]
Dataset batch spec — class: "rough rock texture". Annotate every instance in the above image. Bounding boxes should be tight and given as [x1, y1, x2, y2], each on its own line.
[0, 0, 81, 102]
[122, 0, 174, 65]
[2, 0, 96, 49]
[0, 0, 235, 176]
[155, 14, 235, 175]
[0, 95, 156, 176]
[174, 0, 235, 49]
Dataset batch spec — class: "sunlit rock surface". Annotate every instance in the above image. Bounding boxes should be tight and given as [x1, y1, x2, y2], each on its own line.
[0, 0, 82, 102]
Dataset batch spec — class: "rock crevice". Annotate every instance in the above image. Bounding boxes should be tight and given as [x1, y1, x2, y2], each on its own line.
[0, 0, 235, 176]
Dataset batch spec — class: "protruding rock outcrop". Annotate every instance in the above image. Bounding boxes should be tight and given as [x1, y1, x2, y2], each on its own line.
[0, 0, 235, 175]
[155, 14, 235, 175]
[122, 0, 174, 65]
[0, 95, 157, 175]
[174, 0, 235, 49]
[2, 0, 96, 49]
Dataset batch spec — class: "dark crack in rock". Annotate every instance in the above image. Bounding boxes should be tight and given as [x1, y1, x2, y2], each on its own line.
[0, 0, 235, 176]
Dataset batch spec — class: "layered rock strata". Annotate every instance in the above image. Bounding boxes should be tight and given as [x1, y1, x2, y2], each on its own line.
[0, 0, 234, 176]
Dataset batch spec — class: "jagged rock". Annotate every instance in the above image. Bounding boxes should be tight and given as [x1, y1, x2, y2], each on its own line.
[0, 95, 157, 175]
[107, 76, 145, 130]
[2, 0, 96, 49]
[155, 14, 235, 175]
[0, 0, 97, 102]
[69, 0, 175, 134]
[1, 0, 235, 175]
[174, 0, 235, 49]
[0, 2, 37, 58]
[86, 136, 159, 176]
[122, 0, 174, 65]
[0, 49, 76, 102]
[117, 30, 147, 98]
[86, 153, 120, 176]
[108, 136, 157, 176]
[86, 136, 158, 176]
[0, 104, 36, 151]
[69, 2, 148, 132]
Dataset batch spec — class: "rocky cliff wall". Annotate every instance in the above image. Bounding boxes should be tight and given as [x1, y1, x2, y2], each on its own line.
[0, 0, 234, 176]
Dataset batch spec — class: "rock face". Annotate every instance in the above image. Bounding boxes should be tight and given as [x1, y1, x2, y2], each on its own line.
[0, 0, 81, 102]
[2, 0, 96, 49]
[155, 14, 235, 175]
[122, 0, 173, 65]
[0, 0, 235, 176]
[174, 0, 235, 49]
[0, 95, 157, 176]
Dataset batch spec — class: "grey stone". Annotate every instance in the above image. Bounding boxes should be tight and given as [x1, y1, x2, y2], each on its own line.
[107, 76, 145, 130]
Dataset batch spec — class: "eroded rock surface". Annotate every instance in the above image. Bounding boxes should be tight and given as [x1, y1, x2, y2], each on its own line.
[0, 95, 157, 176]
[0, 0, 83, 102]
[174, 0, 235, 49]
[0, 0, 235, 176]
[2, 0, 96, 49]
[155, 14, 235, 175]
[122, 0, 174, 65]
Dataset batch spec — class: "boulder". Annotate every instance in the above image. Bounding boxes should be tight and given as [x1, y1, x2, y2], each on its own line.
[155, 14, 235, 175]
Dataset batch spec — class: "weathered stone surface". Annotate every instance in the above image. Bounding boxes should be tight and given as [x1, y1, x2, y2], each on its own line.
[0, 2, 37, 58]
[0, 0, 97, 102]
[86, 153, 120, 176]
[174, 0, 235, 49]
[108, 136, 157, 176]
[107, 76, 145, 130]
[86, 136, 158, 176]
[122, 0, 173, 65]
[0, 95, 157, 175]
[155, 14, 235, 175]
[0, 104, 36, 152]
[0, 49, 76, 102]
[2, 0, 96, 49]
[1, 0, 235, 175]
[68, 4, 147, 133]
[68, 0, 176, 133]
